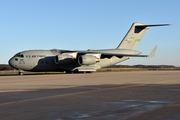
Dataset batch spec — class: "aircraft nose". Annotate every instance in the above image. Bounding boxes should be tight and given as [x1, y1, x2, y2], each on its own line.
[9, 58, 15, 68]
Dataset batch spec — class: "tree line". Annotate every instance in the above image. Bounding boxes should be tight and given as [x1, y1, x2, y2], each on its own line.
[0, 64, 14, 70]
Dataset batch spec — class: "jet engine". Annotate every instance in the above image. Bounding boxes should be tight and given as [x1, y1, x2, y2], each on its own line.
[78, 55, 100, 65]
[55, 55, 74, 64]
[55, 52, 77, 64]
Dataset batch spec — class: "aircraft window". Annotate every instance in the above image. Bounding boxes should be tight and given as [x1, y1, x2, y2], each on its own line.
[16, 53, 21, 57]
[15, 58, 18, 61]
[15, 53, 24, 58]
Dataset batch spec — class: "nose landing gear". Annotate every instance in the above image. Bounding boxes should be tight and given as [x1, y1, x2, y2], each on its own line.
[18, 72, 23, 76]
[18, 70, 23, 76]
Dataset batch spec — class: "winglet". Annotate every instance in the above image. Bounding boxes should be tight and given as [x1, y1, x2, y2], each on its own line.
[148, 45, 157, 57]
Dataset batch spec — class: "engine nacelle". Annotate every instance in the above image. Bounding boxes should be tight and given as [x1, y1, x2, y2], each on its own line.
[55, 55, 74, 64]
[78, 55, 98, 65]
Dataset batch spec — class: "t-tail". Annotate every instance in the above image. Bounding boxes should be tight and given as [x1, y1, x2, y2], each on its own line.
[117, 22, 170, 50]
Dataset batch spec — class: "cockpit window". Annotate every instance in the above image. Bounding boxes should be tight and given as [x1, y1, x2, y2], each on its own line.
[15, 53, 24, 58]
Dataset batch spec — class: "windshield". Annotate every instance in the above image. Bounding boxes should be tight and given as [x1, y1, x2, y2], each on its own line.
[15, 53, 24, 58]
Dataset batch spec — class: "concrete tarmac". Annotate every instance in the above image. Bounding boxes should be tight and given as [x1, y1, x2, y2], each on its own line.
[0, 71, 180, 120]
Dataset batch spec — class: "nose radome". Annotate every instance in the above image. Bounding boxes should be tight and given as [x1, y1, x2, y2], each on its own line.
[9, 58, 14, 68]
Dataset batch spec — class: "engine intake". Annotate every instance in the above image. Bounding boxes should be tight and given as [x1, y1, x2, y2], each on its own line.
[78, 55, 98, 65]
[55, 55, 74, 64]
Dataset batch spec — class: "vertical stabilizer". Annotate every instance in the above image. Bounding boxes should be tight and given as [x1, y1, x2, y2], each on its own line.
[117, 23, 169, 50]
[117, 23, 150, 50]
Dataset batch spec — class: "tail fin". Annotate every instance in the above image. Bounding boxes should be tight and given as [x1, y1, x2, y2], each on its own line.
[117, 23, 170, 50]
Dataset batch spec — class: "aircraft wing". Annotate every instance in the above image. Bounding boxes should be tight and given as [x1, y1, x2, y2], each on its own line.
[102, 45, 158, 58]
[100, 53, 148, 58]
[62, 46, 157, 58]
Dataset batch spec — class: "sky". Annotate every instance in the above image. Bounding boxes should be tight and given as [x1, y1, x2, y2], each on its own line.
[0, 0, 180, 66]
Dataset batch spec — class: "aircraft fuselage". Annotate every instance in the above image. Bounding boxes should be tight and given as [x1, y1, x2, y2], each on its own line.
[9, 49, 141, 73]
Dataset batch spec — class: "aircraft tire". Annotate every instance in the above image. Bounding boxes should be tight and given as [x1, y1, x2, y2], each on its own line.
[18, 72, 23, 76]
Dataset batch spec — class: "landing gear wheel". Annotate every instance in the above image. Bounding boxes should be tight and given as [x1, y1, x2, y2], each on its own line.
[18, 72, 23, 76]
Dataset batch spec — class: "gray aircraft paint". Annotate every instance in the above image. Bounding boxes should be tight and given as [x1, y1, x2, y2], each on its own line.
[9, 23, 169, 74]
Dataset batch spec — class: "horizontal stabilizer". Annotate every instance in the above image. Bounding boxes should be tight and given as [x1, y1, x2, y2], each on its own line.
[136, 24, 171, 27]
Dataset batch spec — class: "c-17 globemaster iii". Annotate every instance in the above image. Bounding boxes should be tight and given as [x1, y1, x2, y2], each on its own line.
[9, 22, 169, 75]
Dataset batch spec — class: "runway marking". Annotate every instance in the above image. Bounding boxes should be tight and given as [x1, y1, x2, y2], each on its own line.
[0, 84, 141, 106]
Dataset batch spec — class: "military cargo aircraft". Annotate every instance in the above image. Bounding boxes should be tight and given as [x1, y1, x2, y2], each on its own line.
[9, 23, 169, 75]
